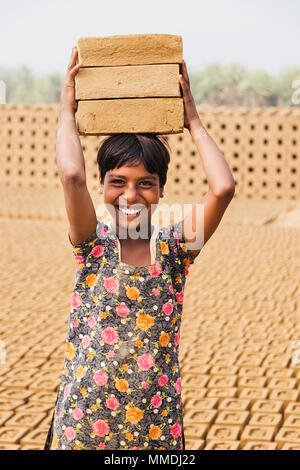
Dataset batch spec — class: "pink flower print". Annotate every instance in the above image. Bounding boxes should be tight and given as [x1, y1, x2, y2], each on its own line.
[158, 375, 168, 387]
[130, 447, 142, 450]
[82, 335, 90, 348]
[148, 260, 162, 277]
[152, 288, 160, 296]
[76, 255, 84, 264]
[173, 246, 177, 254]
[59, 410, 63, 418]
[108, 350, 115, 358]
[92, 419, 110, 437]
[170, 422, 182, 439]
[71, 292, 82, 309]
[185, 269, 189, 276]
[101, 327, 119, 345]
[176, 290, 184, 304]
[116, 303, 130, 317]
[174, 377, 181, 394]
[63, 382, 71, 400]
[169, 283, 174, 294]
[151, 394, 162, 408]
[137, 353, 155, 371]
[174, 231, 179, 245]
[64, 426, 76, 441]
[101, 226, 108, 238]
[162, 301, 173, 315]
[98, 442, 106, 449]
[114, 239, 118, 248]
[142, 381, 149, 389]
[72, 320, 78, 328]
[87, 316, 96, 328]
[174, 331, 180, 347]
[103, 277, 119, 294]
[93, 370, 108, 387]
[72, 408, 83, 421]
[106, 395, 119, 410]
[91, 244, 104, 258]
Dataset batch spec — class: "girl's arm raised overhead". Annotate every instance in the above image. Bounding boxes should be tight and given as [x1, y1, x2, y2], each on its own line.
[56, 46, 98, 246]
[178, 60, 236, 258]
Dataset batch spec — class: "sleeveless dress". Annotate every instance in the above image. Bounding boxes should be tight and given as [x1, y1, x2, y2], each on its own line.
[44, 218, 199, 450]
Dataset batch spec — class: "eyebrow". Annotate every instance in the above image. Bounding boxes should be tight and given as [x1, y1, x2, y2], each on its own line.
[107, 174, 157, 181]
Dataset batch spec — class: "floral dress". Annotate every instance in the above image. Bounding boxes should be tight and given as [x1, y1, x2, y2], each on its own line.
[44, 218, 199, 450]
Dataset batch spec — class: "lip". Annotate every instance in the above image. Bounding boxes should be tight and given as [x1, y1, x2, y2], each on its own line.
[116, 205, 146, 218]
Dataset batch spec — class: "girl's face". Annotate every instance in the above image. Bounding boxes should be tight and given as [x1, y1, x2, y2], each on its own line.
[99, 161, 164, 235]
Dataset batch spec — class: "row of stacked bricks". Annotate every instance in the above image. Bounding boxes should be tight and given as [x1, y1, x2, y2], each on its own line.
[75, 34, 184, 135]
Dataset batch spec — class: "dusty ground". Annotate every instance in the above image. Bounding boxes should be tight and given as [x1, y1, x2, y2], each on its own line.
[0, 191, 300, 450]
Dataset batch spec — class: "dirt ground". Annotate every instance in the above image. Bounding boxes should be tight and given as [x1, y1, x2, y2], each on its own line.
[0, 192, 300, 450]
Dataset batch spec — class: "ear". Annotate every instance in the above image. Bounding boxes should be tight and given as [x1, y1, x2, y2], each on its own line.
[159, 186, 164, 198]
[98, 178, 104, 195]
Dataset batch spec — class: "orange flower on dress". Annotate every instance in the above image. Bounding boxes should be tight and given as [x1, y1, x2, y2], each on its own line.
[135, 339, 143, 348]
[75, 365, 86, 379]
[126, 406, 144, 424]
[165, 353, 170, 361]
[92, 295, 98, 303]
[183, 258, 190, 268]
[136, 313, 154, 331]
[175, 276, 181, 284]
[126, 287, 140, 300]
[115, 378, 128, 392]
[149, 424, 162, 440]
[85, 273, 97, 288]
[65, 342, 76, 360]
[161, 410, 168, 416]
[51, 433, 58, 450]
[73, 444, 81, 450]
[122, 364, 128, 371]
[80, 387, 86, 395]
[126, 432, 133, 441]
[160, 241, 169, 255]
[100, 312, 107, 319]
[87, 351, 95, 359]
[159, 332, 170, 347]
[91, 404, 98, 411]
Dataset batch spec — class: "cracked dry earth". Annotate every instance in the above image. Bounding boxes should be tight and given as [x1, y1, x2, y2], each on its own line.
[0, 196, 300, 450]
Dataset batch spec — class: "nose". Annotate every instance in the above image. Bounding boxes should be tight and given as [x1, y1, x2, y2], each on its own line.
[122, 185, 138, 203]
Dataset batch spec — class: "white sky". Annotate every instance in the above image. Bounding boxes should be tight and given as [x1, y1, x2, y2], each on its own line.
[1, 0, 299, 76]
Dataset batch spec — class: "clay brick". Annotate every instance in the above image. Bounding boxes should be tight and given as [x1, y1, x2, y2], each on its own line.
[284, 402, 300, 417]
[76, 98, 184, 135]
[251, 399, 283, 414]
[262, 353, 291, 367]
[204, 440, 240, 450]
[207, 375, 237, 388]
[0, 426, 28, 444]
[0, 410, 13, 426]
[19, 428, 48, 446]
[215, 410, 250, 427]
[275, 427, 300, 449]
[238, 367, 265, 377]
[281, 442, 300, 450]
[75, 64, 180, 100]
[27, 390, 57, 405]
[181, 389, 207, 401]
[28, 377, 59, 392]
[236, 353, 265, 367]
[77, 34, 182, 67]
[184, 397, 218, 411]
[185, 439, 205, 450]
[268, 389, 299, 406]
[206, 388, 237, 399]
[206, 425, 241, 442]
[15, 402, 52, 414]
[265, 367, 294, 378]
[184, 423, 208, 439]
[19, 444, 43, 450]
[182, 374, 210, 389]
[4, 377, 35, 389]
[267, 377, 297, 390]
[0, 398, 24, 411]
[184, 409, 217, 425]
[241, 441, 278, 450]
[0, 443, 20, 450]
[237, 376, 267, 389]
[240, 425, 276, 445]
[0, 388, 33, 401]
[182, 364, 211, 375]
[238, 387, 269, 403]
[210, 365, 238, 376]
[4, 412, 46, 430]
[249, 412, 282, 431]
[283, 415, 300, 428]
[218, 398, 251, 411]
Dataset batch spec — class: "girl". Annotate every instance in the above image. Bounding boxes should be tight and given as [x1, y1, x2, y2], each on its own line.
[44, 46, 235, 450]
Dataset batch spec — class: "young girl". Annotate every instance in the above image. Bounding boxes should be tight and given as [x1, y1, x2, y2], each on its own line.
[44, 46, 235, 451]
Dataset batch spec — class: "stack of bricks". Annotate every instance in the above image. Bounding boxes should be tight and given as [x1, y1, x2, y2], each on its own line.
[74, 34, 184, 135]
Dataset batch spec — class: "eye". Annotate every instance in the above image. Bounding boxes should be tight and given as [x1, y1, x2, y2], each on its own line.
[140, 180, 153, 187]
[111, 179, 125, 184]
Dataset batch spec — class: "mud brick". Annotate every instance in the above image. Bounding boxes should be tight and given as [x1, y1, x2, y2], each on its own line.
[0, 398, 24, 411]
[275, 427, 300, 449]
[182, 364, 210, 375]
[265, 367, 294, 378]
[206, 425, 241, 443]
[241, 441, 278, 450]
[236, 353, 265, 367]
[36, 412, 53, 430]
[0, 410, 13, 426]
[183, 397, 218, 411]
[4, 412, 46, 430]
[251, 400, 283, 414]
[184, 423, 208, 439]
[0, 443, 20, 450]
[268, 389, 299, 406]
[240, 425, 276, 445]
[181, 388, 207, 401]
[0, 426, 28, 444]
[0, 388, 33, 401]
[207, 375, 237, 388]
[283, 415, 300, 428]
[218, 398, 251, 411]
[15, 358, 46, 369]
[237, 376, 267, 390]
[19, 428, 48, 446]
[215, 410, 250, 427]
[262, 353, 291, 367]
[281, 442, 300, 450]
[238, 367, 265, 377]
[249, 412, 282, 432]
[75, 64, 180, 100]
[185, 439, 205, 450]
[4, 377, 35, 389]
[238, 387, 269, 403]
[206, 388, 237, 399]
[19, 444, 44, 450]
[284, 402, 300, 417]
[77, 34, 182, 67]
[182, 374, 210, 389]
[40, 359, 64, 372]
[5, 368, 37, 380]
[267, 377, 297, 390]
[27, 390, 57, 405]
[15, 402, 52, 414]
[184, 409, 217, 425]
[204, 440, 240, 450]
[28, 377, 59, 392]
[210, 365, 238, 376]
[76, 98, 184, 135]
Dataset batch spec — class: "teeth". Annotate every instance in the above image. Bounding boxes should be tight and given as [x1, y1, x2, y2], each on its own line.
[118, 206, 142, 216]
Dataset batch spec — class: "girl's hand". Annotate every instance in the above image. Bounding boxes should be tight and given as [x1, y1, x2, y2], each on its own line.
[60, 46, 83, 112]
[179, 60, 201, 130]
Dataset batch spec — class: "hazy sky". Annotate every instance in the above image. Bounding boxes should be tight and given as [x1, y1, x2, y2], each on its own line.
[1, 0, 299, 76]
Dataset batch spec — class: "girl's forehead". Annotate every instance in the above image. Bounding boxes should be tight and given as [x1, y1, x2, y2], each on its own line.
[108, 163, 157, 178]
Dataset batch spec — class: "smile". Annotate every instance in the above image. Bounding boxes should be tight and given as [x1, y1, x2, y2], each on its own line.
[117, 206, 144, 216]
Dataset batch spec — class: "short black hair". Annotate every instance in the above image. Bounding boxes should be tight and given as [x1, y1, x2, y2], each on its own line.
[96, 133, 171, 188]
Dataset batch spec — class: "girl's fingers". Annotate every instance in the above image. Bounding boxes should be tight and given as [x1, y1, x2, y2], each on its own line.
[68, 47, 78, 70]
[182, 60, 190, 87]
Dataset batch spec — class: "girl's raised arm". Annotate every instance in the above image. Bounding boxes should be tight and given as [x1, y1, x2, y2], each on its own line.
[56, 46, 98, 246]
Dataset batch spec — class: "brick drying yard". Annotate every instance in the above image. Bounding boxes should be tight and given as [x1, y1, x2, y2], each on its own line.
[0, 191, 300, 450]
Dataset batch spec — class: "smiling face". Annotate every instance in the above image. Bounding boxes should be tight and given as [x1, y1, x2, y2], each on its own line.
[99, 161, 164, 238]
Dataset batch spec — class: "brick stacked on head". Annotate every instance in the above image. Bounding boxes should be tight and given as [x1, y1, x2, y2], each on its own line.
[75, 34, 184, 135]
